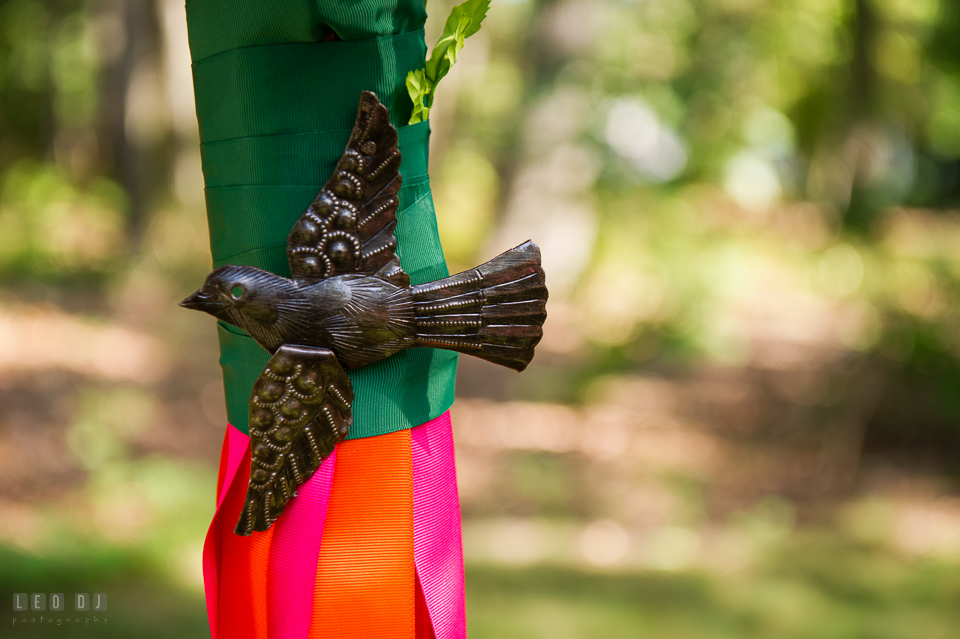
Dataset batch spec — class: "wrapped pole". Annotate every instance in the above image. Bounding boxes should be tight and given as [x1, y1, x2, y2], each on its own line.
[184, 2, 464, 637]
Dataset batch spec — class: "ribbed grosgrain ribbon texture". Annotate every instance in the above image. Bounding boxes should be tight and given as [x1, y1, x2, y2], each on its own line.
[413, 412, 467, 638]
[203, 425, 249, 639]
[309, 428, 415, 638]
[211, 438, 274, 639]
[202, 414, 467, 639]
[184, 0, 458, 439]
[267, 449, 338, 638]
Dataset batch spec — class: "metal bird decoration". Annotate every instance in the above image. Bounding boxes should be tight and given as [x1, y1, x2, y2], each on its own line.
[181, 91, 547, 535]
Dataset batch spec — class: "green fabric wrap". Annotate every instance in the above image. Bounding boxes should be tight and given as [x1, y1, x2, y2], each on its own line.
[185, 1, 458, 438]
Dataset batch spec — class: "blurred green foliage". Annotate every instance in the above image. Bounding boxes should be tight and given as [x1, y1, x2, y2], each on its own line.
[426, 0, 960, 458]
[4, 0, 960, 400]
[0, 0, 176, 286]
[1, 545, 208, 639]
[466, 542, 960, 639]
[3, 0, 960, 636]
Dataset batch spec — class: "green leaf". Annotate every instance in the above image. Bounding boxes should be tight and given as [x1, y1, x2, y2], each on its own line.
[406, 68, 431, 124]
[405, 0, 489, 124]
[426, 0, 488, 84]
[445, 0, 489, 42]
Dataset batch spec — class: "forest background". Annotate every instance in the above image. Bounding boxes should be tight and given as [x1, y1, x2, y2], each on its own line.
[1, 0, 960, 637]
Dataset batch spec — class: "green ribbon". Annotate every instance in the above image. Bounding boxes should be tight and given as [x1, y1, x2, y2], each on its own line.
[185, 2, 457, 438]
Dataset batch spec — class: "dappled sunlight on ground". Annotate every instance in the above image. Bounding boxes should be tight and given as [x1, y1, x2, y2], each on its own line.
[0, 289, 957, 638]
[0, 304, 167, 382]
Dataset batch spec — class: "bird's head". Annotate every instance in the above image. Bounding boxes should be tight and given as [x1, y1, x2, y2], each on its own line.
[180, 265, 295, 330]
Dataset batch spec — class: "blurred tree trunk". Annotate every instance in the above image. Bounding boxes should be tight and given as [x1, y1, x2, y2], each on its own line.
[842, 0, 882, 231]
[850, 0, 876, 120]
[97, 0, 164, 247]
[491, 0, 550, 227]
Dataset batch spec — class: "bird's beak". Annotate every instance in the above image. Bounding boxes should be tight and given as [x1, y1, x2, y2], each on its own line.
[179, 289, 225, 315]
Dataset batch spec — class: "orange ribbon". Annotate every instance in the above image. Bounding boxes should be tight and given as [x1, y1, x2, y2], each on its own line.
[310, 428, 415, 638]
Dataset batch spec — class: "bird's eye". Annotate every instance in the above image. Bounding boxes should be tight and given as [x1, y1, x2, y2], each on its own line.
[231, 285, 244, 299]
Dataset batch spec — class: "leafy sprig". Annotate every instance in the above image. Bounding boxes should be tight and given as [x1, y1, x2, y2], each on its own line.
[406, 0, 490, 124]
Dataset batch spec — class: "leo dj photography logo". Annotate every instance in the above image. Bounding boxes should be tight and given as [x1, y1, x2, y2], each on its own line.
[10, 592, 108, 629]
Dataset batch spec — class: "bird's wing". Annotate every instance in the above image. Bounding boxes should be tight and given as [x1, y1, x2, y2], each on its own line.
[286, 91, 410, 287]
[235, 344, 353, 535]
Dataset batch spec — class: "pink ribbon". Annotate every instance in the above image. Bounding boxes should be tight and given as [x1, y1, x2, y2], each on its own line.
[267, 448, 338, 638]
[203, 425, 250, 639]
[202, 412, 465, 639]
[413, 412, 467, 639]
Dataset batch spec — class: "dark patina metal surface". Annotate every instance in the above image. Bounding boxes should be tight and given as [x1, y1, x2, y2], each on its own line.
[181, 91, 548, 535]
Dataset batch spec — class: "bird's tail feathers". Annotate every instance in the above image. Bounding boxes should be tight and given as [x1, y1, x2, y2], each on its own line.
[411, 241, 547, 371]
